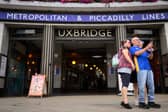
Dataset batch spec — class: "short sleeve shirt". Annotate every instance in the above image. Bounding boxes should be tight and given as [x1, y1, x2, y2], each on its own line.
[130, 46, 151, 70]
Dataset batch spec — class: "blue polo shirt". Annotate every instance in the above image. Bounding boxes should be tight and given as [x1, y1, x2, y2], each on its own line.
[130, 46, 151, 70]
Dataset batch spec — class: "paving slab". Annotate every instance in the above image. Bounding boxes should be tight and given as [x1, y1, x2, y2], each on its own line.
[0, 94, 168, 112]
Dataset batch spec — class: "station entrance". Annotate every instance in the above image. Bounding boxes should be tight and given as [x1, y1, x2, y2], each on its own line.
[62, 42, 108, 92]
[54, 28, 116, 93]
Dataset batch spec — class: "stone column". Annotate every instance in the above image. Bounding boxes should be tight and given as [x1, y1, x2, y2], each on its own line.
[106, 43, 117, 89]
[115, 25, 127, 93]
[0, 23, 9, 93]
[0, 23, 9, 56]
[160, 23, 168, 55]
[106, 25, 127, 90]
[160, 23, 168, 93]
[115, 25, 127, 50]
[41, 24, 54, 95]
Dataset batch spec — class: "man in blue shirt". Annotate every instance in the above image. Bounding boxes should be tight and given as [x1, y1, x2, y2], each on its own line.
[130, 36, 161, 109]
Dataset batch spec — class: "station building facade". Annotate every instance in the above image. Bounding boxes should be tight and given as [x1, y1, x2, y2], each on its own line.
[0, 0, 168, 96]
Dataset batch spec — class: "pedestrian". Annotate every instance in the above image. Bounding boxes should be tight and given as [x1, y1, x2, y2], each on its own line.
[130, 40, 148, 106]
[118, 39, 135, 109]
[130, 36, 161, 109]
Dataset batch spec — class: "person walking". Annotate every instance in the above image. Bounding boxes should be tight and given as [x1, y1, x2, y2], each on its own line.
[130, 36, 161, 109]
[118, 39, 135, 109]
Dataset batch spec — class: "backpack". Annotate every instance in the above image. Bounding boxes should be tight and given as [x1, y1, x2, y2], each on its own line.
[112, 49, 122, 67]
[112, 53, 119, 67]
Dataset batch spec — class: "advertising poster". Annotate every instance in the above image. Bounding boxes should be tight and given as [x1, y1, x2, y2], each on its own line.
[28, 75, 47, 97]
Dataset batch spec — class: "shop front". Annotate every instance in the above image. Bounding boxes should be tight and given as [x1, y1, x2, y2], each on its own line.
[0, 10, 168, 96]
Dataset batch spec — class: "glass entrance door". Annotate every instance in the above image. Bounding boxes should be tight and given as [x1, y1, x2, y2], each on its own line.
[6, 28, 42, 96]
[7, 48, 25, 96]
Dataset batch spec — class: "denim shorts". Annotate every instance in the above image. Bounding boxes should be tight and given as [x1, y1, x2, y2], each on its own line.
[119, 72, 131, 88]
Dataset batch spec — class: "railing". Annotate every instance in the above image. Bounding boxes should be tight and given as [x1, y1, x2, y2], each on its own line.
[17, 0, 162, 3]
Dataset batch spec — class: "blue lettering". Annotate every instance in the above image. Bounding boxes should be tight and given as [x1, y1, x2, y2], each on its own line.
[142, 13, 166, 21]
[107, 16, 113, 21]
[113, 15, 118, 21]
[89, 16, 94, 21]
[2, 11, 168, 23]
[102, 15, 107, 21]
[22, 14, 28, 20]
[7, 13, 13, 19]
[29, 14, 35, 20]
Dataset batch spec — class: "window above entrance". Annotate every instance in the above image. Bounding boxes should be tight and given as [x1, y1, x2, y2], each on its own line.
[9, 28, 43, 39]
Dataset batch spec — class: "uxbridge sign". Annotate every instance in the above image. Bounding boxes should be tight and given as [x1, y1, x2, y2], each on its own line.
[56, 29, 112, 38]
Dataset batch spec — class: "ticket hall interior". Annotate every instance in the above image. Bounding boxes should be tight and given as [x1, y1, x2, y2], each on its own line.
[3, 24, 165, 96]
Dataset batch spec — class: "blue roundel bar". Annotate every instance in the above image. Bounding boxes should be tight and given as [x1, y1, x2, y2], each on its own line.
[0, 11, 167, 23]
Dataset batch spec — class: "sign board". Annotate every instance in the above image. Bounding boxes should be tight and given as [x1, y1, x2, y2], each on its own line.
[55, 29, 115, 40]
[0, 11, 167, 23]
[28, 75, 47, 97]
[56, 29, 113, 37]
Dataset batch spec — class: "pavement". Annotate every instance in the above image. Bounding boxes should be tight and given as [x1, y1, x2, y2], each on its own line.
[0, 94, 168, 112]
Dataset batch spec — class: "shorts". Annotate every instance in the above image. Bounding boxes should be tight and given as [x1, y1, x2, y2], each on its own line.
[119, 72, 131, 88]
[130, 70, 137, 83]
